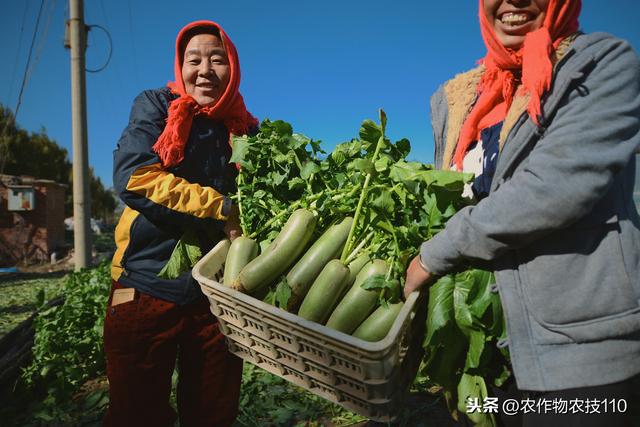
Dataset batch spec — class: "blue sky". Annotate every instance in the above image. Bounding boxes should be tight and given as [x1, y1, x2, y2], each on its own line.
[2, 0, 639, 189]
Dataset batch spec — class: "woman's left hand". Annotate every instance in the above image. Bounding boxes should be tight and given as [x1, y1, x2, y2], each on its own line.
[403, 255, 433, 299]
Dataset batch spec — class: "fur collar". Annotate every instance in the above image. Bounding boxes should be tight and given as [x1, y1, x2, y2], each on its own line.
[440, 34, 579, 169]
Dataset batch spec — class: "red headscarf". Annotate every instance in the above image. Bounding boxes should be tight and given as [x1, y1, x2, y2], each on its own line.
[152, 20, 258, 168]
[453, 0, 581, 170]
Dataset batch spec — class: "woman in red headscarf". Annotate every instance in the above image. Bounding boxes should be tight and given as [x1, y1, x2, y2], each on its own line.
[105, 21, 257, 427]
[405, 1, 640, 425]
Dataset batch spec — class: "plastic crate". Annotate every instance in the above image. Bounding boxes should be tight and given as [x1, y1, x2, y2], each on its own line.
[192, 239, 426, 422]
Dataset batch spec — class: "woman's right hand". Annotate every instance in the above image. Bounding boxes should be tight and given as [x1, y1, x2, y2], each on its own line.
[403, 255, 434, 299]
[223, 205, 242, 241]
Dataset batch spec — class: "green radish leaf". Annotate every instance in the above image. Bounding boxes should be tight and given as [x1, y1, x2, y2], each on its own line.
[349, 158, 376, 175]
[490, 292, 506, 338]
[453, 274, 475, 334]
[330, 149, 347, 166]
[230, 135, 251, 165]
[183, 231, 203, 267]
[425, 169, 474, 189]
[300, 161, 321, 179]
[262, 289, 276, 306]
[465, 329, 486, 370]
[360, 274, 387, 291]
[424, 275, 455, 345]
[359, 119, 382, 144]
[274, 280, 292, 309]
[374, 155, 391, 173]
[469, 270, 495, 319]
[158, 238, 190, 279]
[457, 374, 494, 426]
[394, 138, 411, 158]
[370, 188, 394, 216]
[287, 177, 306, 191]
[389, 161, 424, 195]
[158, 231, 202, 279]
[309, 138, 323, 154]
[379, 109, 387, 133]
[270, 171, 287, 186]
[392, 183, 408, 207]
[270, 120, 293, 136]
[290, 133, 310, 149]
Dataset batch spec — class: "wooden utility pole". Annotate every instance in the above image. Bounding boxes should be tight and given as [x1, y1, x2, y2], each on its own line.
[66, 0, 91, 270]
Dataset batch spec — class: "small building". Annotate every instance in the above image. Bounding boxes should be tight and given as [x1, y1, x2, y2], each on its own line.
[0, 174, 66, 266]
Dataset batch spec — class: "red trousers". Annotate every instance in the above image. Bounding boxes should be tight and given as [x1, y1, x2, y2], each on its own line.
[103, 280, 242, 427]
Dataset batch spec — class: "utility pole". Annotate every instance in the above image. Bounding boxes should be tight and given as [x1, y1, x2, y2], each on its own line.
[66, 0, 91, 270]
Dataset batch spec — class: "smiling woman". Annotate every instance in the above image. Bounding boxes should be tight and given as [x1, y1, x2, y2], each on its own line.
[405, 0, 640, 425]
[105, 20, 258, 427]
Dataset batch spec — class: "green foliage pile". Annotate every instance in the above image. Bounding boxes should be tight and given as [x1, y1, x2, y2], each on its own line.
[229, 114, 475, 306]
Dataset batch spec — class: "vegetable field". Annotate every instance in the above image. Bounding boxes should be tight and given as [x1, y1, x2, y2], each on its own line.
[0, 273, 65, 337]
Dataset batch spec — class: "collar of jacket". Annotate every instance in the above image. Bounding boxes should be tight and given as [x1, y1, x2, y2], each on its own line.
[439, 33, 581, 170]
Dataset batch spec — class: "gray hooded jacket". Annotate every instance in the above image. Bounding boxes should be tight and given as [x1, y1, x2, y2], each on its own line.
[421, 32, 640, 391]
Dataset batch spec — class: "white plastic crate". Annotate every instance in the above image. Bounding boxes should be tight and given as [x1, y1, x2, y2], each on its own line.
[192, 239, 426, 422]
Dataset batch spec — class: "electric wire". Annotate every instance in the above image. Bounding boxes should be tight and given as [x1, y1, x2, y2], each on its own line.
[7, 1, 30, 103]
[1, 0, 46, 175]
[26, 0, 56, 92]
[86, 24, 113, 73]
[14, 0, 46, 122]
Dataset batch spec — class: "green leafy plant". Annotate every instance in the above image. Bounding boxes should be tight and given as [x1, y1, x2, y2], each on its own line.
[230, 113, 474, 305]
[422, 269, 510, 426]
[21, 262, 111, 421]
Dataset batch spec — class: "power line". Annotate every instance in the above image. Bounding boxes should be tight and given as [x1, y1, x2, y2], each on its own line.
[26, 0, 56, 93]
[7, 1, 30, 102]
[14, 0, 46, 122]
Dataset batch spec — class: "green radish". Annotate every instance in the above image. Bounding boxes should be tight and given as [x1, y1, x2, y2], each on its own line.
[297, 259, 350, 324]
[346, 253, 370, 287]
[286, 217, 353, 309]
[353, 301, 404, 342]
[223, 236, 259, 287]
[232, 209, 316, 294]
[331, 253, 370, 303]
[325, 259, 387, 334]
